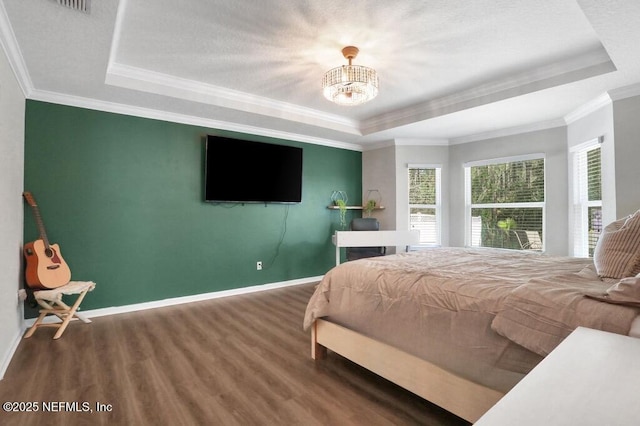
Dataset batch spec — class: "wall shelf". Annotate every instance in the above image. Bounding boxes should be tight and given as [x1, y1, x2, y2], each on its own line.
[327, 205, 385, 210]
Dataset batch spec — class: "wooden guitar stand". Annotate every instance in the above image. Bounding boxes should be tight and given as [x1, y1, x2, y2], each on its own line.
[24, 281, 96, 340]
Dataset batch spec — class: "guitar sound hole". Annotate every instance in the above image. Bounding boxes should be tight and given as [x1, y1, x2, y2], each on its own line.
[45, 248, 54, 258]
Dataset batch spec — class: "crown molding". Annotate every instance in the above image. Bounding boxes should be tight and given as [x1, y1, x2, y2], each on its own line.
[360, 46, 615, 135]
[394, 138, 450, 147]
[0, 1, 34, 97]
[449, 118, 566, 145]
[106, 0, 362, 138]
[607, 82, 640, 101]
[29, 89, 362, 151]
[564, 92, 612, 124]
[105, 62, 362, 136]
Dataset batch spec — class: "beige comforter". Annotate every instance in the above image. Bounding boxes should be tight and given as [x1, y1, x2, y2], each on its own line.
[491, 266, 639, 356]
[303, 248, 640, 391]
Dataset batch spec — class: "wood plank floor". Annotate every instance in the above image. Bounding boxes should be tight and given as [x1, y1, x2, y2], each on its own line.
[0, 283, 470, 426]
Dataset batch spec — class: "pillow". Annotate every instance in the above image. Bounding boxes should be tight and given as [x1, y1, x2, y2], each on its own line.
[584, 274, 640, 308]
[593, 210, 640, 279]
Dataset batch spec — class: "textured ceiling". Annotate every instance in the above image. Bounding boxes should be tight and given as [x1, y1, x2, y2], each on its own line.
[2, 0, 640, 149]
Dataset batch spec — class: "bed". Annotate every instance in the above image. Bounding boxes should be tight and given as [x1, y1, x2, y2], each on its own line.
[303, 245, 640, 423]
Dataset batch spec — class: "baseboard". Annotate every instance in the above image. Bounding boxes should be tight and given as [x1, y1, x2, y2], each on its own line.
[24, 275, 323, 327]
[0, 329, 24, 380]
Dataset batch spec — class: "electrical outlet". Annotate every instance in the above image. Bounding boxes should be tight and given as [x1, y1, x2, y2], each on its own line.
[256, 261, 262, 270]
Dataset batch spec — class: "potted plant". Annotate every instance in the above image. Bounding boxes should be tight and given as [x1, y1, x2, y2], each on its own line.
[331, 191, 349, 229]
[364, 199, 377, 217]
[364, 189, 381, 217]
[335, 198, 348, 229]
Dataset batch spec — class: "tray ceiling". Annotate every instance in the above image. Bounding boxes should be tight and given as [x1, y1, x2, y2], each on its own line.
[2, 0, 640, 148]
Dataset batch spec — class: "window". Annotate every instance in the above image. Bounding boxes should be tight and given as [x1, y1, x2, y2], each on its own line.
[571, 139, 602, 257]
[465, 154, 545, 251]
[408, 165, 441, 246]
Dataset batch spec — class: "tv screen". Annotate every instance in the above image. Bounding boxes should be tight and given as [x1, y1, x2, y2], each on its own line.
[204, 135, 303, 203]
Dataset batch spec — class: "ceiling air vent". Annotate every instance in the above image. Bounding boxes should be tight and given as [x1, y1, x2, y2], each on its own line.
[53, 0, 90, 13]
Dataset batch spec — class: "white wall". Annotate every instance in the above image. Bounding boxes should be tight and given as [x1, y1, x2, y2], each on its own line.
[362, 145, 396, 230]
[0, 43, 25, 378]
[612, 95, 640, 218]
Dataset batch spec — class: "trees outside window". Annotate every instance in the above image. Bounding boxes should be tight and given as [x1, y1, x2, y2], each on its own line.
[409, 166, 441, 246]
[466, 156, 545, 251]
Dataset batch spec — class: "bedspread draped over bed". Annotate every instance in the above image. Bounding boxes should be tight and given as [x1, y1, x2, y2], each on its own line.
[303, 247, 640, 393]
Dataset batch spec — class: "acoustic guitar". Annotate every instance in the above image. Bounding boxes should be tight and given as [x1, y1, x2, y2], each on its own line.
[22, 192, 71, 289]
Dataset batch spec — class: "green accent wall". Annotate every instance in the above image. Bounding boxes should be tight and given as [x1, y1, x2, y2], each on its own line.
[23, 101, 361, 315]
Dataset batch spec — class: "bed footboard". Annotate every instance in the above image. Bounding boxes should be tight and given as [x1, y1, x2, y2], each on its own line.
[310, 319, 504, 423]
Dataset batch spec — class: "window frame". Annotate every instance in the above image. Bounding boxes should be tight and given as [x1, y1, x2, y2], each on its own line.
[571, 138, 603, 257]
[464, 153, 546, 250]
[407, 164, 442, 247]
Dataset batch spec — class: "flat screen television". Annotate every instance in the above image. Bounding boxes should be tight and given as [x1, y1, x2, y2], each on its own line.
[204, 135, 303, 204]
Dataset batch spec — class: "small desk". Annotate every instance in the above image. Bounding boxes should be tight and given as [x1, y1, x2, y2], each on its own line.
[475, 327, 640, 426]
[331, 230, 420, 265]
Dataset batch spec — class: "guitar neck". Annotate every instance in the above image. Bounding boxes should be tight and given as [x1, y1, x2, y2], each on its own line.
[23, 192, 51, 250]
[32, 207, 51, 249]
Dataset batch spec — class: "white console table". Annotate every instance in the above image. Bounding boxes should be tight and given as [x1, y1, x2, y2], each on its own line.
[475, 327, 640, 426]
[331, 230, 420, 265]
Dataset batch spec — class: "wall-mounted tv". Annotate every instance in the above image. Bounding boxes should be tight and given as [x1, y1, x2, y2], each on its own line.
[204, 135, 303, 204]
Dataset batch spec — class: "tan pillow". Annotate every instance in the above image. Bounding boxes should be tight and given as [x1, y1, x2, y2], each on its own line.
[593, 210, 640, 279]
[584, 275, 640, 308]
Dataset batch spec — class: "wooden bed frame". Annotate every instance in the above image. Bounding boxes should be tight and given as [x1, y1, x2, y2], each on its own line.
[311, 319, 505, 423]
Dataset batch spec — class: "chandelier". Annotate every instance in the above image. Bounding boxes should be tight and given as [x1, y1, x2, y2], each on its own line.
[322, 46, 379, 106]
